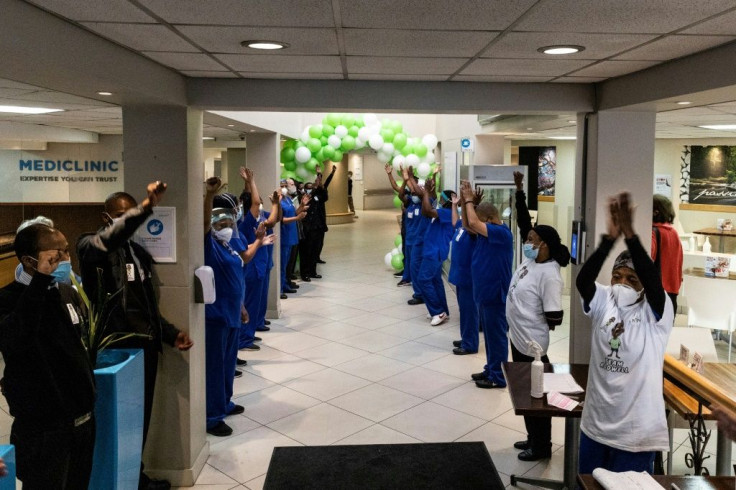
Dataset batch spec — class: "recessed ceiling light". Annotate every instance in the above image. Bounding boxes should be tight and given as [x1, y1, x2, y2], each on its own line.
[526, 127, 533, 131]
[249, 129, 256, 132]
[538, 45, 584, 55]
[241, 40, 289, 50]
[227, 124, 234, 127]
[699, 125, 736, 130]
[567, 120, 576, 124]
[676, 101, 691, 105]
[97, 91, 113, 96]
[549, 136, 577, 140]
[0, 105, 63, 114]
[203, 136, 215, 140]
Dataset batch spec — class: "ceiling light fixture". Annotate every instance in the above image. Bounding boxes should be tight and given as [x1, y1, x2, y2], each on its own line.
[699, 125, 736, 130]
[97, 91, 113, 96]
[242, 40, 289, 50]
[549, 136, 577, 140]
[567, 120, 576, 124]
[0, 105, 63, 114]
[538, 45, 584, 55]
[676, 101, 691, 105]
[203, 136, 215, 140]
[227, 124, 234, 127]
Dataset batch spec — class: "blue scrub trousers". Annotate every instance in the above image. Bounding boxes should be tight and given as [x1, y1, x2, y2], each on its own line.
[456, 284, 479, 352]
[579, 431, 655, 474]
[402, 244, 413, 282]
[205, 322, 238, 429]
[409, 244, 424, 300]
[478, 302, 508, 386]
[417, 256, 448, 316]
[240, 273, 266, 348]
[280, 244, 293, 293]
[257, 268, 271, 328]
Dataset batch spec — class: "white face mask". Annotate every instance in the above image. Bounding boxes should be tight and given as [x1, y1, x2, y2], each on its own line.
[611, 284, 642, 307]
[281, 187, 289, 196]
[213, 227, 233, 243]
[287, 185, 297, 195]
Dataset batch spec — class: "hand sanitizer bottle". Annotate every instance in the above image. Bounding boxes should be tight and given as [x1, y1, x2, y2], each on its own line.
[703, 236, 712, 254]
[528, 340, 544, 399]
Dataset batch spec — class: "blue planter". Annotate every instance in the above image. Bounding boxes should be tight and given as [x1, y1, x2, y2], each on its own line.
[0, 445, 15, 490]
[90, 349, 144, 490]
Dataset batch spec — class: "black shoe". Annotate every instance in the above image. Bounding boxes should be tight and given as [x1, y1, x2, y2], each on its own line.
[471, 372, 487, 381]
[311, 274, 322, 279]
[453, 340, 462, 348]
[228, 404, 245, 416]
[317, 259, 326, 264]
[393, 270, 404, 277]
[453, 347, 477, 355]
[475, 379, 505, 389]
[256, 325, 271, 332]
[288, 283, 299, 289]
[265, 320, 271, 325]
[242, 344, 260, 351]
[139, 474, 171, 490]
[234, 370, 243, 378]
[254, 336, 262, 342]
[301, 277, 311, 282]
[290, 274, 298, 280]
[407, 298, 424, 305]
[514, 440, 530, 450]
[397, 280, 411, 287]
[518, 448, 551, 461]
[284, 288, 297, 294]
[280, 293, 288, 299]
[236, 358, 248, 366]
[207, 421, 233, 437]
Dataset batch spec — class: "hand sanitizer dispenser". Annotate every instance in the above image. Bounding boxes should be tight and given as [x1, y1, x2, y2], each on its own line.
[528, 340, 544, 399]
[194, 266, 216, 304]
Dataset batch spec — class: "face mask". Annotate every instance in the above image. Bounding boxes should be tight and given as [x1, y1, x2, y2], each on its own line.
[306, 189, 312, 195]
[236, 205, 243, 222]
[106, 213, 123, 226]
[213, 227, 233, 243]
[288, 185, 297, 195]
[51, 260, 73, 283]
[411, 196, 420, 204]
[281, 187, 289, 196]
[523, 243, 539, 260]
[258, 203, 264, 212]
[611, 283, 642, 307]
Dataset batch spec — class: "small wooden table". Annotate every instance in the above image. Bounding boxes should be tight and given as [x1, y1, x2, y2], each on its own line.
[502, 362, 588, 490]
[578, 474, 735, 490]
[693, 228, 736, 253]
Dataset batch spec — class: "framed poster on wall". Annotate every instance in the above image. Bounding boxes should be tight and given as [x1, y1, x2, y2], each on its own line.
[519, 146, 556, 205]
[681, 145, 736, 208]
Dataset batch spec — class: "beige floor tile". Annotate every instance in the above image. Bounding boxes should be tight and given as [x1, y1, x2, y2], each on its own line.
[261, 330, 330, 354]
[379, 366, 466, 399]
[244, 474, 267, 490]
[422, 351, 488, 379]
[294, 341, 370, 367]
[381, 401, 486, 442]
[334, 424, 421, 445]
[242, 353, 326, 384]
[232, 385, 321, 425]
[231, 371, 275, 398]
[456, 421, 540, 478]
[337, 330, 409, 352]
[432, 382, 515, 420]
[299, 320, 369, 341]
[207, 415, 262, 446]
[342, 311, 403, 330]
[267, 403, 373, 446]
[192, 464, 239, 485]
[379, 340, 452, 366]
[329, 383, 424, 422]
[332, 353, 414, 382]
[283, 367, 371, 401]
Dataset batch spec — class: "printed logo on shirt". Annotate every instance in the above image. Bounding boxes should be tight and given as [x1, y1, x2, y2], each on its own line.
[507, 265, 529, 300]
[126, 263, 135, 282]
[599, 322, 629, 373]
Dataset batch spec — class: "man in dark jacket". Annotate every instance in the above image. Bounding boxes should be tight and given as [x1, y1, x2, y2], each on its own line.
[0, 223, 96, 488]
[77, 181, 193, 490]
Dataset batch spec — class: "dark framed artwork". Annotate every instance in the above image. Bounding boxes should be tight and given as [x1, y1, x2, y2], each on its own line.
[519, 146, 556, 205]
[681, 145, 736, 206]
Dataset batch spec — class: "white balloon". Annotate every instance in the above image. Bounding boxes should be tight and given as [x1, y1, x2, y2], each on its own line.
[381, 143, 395, 155]
[416, 161, 431, 178]
[422, 151, 436, 164]
[377, 152, 391, 163]
[406, 154, 420, 167]
[296, 166, 310, 179]
[328, 135, 341, 149]
[392, 154, 405, 169]
[358, 126, 371, 141]
[300, 129, 310, 144]
[335, 125, 348, 138]
[422, 134, 438, 150]
[295, 146, 311, 163]
[368, 122, 381, 135]
[355, 137, 366, 148]
[384, 252, 393, 268]
[391, 247, 400, 256]
[369, 134, 385, 151]
[364, 113, 378, 126]
[417, 178, 426, 187]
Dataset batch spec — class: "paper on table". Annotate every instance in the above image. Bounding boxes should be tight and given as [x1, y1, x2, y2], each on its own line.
[591, 468, 663, 490]
[543, 373, 584, 394]
[547, 392, 578, 411]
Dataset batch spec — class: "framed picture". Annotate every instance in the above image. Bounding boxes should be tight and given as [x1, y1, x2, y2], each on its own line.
[519, 146, 556, 204]
[682, 145, 736, 206]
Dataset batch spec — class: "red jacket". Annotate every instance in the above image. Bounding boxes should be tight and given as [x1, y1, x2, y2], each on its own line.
[651, 223, 683, 295]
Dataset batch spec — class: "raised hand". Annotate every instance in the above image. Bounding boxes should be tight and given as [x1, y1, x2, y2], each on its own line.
[255, 222, 266, 240]
[617, 192, 635, 239]
[301, 194, 311, 206]
[146, 180, 167, 207]
[271, 190, 280, 203]
[513, 171, 524, 191]
[36, 249, 62, 275]
[205, 176, 223, 194]
[400, 165, 409, 181]
[239, 166, 248, 182]
[607, 196, 621, 239]
[460, 180, 474, 202]
[473, 187, 484, 206]
[451, 194, 460, 206]
[263, 234, 277, 246]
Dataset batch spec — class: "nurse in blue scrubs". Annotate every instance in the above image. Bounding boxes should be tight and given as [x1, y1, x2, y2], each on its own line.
[278, 179, 307, 299]
[402, 166, 430, 306]
[204, 177, 269, 436]
[459, 180, 514, 389]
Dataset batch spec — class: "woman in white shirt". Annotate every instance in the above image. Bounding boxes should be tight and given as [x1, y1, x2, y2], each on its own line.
[575, 192, 672, 474]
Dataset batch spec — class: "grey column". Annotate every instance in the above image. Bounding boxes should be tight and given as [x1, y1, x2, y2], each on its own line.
[122, 105, 208, 485]
[570, 110, 656, 363]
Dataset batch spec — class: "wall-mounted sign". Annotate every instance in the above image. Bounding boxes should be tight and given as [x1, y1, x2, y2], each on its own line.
[133, 206, 176, 263]
[682, 145, 736, 205]
[654, 174, 672, 198]
[460, 137, 474, 153]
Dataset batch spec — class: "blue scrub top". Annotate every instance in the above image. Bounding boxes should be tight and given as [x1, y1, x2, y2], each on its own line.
[422, 207, 454, 261]
[413, 205, 432, 248]
[404, 202, 422, 245]
[448, 221, 476, 287]
[239, 212, 269, 279]
[471, 222, 513, 305]
[204, 232, 244, 328]
[281, 197, 299, 247]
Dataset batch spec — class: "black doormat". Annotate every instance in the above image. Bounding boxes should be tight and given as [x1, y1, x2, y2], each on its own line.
[263, 442, 504, 489]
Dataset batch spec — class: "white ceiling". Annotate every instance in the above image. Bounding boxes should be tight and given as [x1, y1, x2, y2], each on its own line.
[5, 0, 736, 141]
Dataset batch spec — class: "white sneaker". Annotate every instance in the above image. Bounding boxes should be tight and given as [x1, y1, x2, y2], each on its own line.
[426, 313, 431, 319]
[430, 313, 448, 326]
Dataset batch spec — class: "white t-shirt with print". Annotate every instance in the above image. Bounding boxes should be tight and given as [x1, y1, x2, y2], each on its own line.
[506, 258, 563, 357]
[580, 283, 673, 452]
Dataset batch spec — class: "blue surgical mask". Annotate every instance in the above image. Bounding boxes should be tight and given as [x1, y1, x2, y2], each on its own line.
[236, 205, 243, 222]
[306, 189, 312, 195]
[523, 243, 539, 260]
[51, 260, 73, 284]
[411, 196, 420, 204]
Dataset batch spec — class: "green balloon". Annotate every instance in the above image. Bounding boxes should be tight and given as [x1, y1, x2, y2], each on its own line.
[308, 125, 322, 139]
[326, 113, 341, 126]
[393, 195, 403, 208]
[394, 234, 402, 246]
[380, 128, 395, 143]
[282, 170, 297, 181]
[332, 149, 344, 162]
[294, 140, 305, 149]
[315, 148, 325, 162]
[391, 254, 404, 271]
[415, 143, 428, 158]
[283, 160, 297, 171]
[280, 147, 295, 163]
[320, 136, 328, 145]
[342, 115, 355, 127]
[348, 125, 360, 137]
[354, 115, 364, 127]
[322, 145, 335, 161]
[322, 124, 335, 137]
[283, 139, 296, 150]
[401, 144, 414, 157]
[393, 133, 407, 150]
[341, 135, 356, 151]
[396, 179, 403, 189]
[391, 121, 403, 134]
[306, 158, 319, 173]
[307, 138, 322, 153]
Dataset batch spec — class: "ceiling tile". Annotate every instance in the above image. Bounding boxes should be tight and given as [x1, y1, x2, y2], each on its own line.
[141, 0, 334, 27]
[81, 23, 200, 52]
[569, 60, 661, 77]
[340, 0, 538, 30]
[215, 54, 342, 73]
[13, 91, 113, 106]
[177, 26, 339, 55]
[461, 58, 590, 77]
[552, 76, 606, 83]
[452, 75, 553, 82]
[237, 72, 344, 80]
[0, 88, 39, 98]
[612, 35, 735, 60]
[486, 32, 656, 59]
[27, 0, 156, 22]
[515, 0, 736, 34]
[344, 29, 496, 57]
[0, 80, 45, 90]
[181, 71, 239, 78]
[346, 57, 466, 75]
[350, 74, 448, 81]
[142, 52, 227, 71]
[682, 9, 736, 35]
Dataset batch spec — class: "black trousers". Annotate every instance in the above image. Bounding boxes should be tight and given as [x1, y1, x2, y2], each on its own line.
[667, 292, 678, 314]
[510, 341, 552, 453]
[316, 229, 326, 261]
[12, 415, 96, 490]
[286, 244, 299, 280]
[299, 229, 321, 278]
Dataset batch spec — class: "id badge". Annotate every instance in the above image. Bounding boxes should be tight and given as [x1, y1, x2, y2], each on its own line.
[66, 303, 80, 324]
[414, 209, 419, 216]
[126, 263, 135, 281]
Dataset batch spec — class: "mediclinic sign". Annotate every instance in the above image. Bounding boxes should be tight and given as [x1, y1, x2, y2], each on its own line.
[461, 137, 474, 153]
[134, 207, 177, 263]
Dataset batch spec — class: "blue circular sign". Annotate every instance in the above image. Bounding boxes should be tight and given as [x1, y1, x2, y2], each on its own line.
[147, 219, 164, 236]
[461, 138, 470, 148]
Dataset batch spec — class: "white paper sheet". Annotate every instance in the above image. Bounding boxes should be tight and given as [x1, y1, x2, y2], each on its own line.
[592, 468, 664, 490]
[543, 373, 584, 394]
